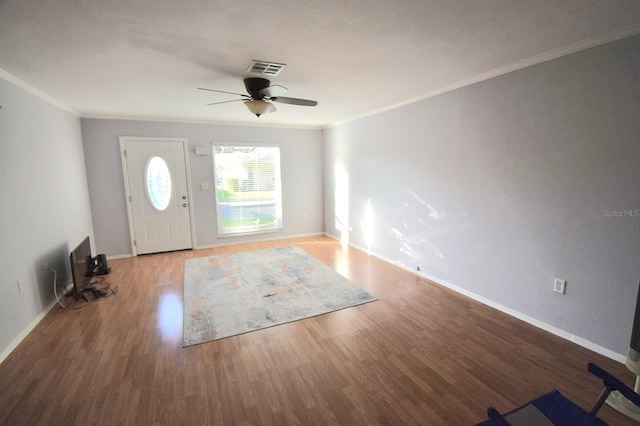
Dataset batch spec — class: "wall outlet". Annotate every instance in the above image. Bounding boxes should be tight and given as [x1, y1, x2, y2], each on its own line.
[553, 278, 566, 294]
[416, 266, 421, 271]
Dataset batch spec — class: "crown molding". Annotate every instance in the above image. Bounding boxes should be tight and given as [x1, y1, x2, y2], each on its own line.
[0, 67, 80, 116]
[4, 22, 640, 130]
[328, 24, 640, 129]
[80, 114, 325, 130]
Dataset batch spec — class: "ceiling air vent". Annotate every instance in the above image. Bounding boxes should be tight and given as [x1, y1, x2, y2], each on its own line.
[246, 60, 287, 76]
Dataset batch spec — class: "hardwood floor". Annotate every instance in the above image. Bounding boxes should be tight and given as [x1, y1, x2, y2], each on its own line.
[0, 235, 636, 425]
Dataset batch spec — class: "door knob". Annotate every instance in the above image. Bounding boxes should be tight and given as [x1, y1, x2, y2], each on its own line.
[182, 196, 187, 200]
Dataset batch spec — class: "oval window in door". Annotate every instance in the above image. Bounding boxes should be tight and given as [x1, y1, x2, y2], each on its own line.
[146, 156, 172, 211]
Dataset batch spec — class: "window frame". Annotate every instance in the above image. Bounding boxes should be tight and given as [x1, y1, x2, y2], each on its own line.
[212, 142, 283, 238]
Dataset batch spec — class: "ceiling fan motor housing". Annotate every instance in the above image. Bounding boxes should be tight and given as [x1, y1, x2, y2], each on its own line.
[244, 77, 271, 100]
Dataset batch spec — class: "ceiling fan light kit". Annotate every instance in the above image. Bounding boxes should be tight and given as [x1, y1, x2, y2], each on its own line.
[244, 99, 276, 117]
[198, 77, 318, 118]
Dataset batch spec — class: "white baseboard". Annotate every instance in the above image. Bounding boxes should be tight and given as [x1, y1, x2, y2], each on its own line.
[414, 270, 626, 363]
[195, 232, 324, 250]
[106, 233, 325, 257]
[106, 253, 133, 260]
[0, 281, 75, 365]
[323, 232, 626, 363]
[5, 233, 623, 366]
[0, 298, 61, 364]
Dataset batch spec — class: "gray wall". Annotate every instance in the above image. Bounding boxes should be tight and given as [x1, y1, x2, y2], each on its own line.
[81, 119, 323, 256]
[0, 78, 93, 356]
[323, 34, 640, 356]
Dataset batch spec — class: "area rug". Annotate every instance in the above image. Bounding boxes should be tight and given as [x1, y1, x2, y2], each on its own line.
[183, 245, 378, 346]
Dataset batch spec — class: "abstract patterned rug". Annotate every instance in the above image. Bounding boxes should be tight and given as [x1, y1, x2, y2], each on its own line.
[183, 245, 378, 346]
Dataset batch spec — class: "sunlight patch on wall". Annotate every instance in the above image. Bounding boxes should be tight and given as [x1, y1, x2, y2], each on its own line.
[409, 190, 443, 219]
[363, 199, 374, 253]
[334, 163, 350, 246]
[388, 190, 471, 275]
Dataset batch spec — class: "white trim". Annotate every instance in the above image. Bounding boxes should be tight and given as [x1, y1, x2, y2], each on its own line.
[4, 24, 639, 131]
[0, 67, 80, 116]
[106, 254, 133, 260]
[0, 297, 61, 364]
[416, 270, 626, 363]
[105, 232, 324, 256]
[212, 143, 284, 238]
[195, 232, 323, 250]
[322, 232, 627, 363]
[119, 138, 138, 256]
[183, 141, 198, 249]
[81, 114, 324, 130]
[119, 136, 195, 256]
[328, 23, 640, 129]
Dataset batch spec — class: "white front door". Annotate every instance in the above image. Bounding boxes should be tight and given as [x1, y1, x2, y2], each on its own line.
[120, 137, 193, 255]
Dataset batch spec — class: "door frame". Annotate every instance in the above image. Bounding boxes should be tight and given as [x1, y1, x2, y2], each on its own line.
[119, 136, 196, 256]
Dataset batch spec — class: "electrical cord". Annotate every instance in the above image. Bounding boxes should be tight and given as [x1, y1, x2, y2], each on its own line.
[47, 267, 66, 309]
[85, 276, 118, 297]
[88, 268, 118, 295]
[49, 264, 118, 310]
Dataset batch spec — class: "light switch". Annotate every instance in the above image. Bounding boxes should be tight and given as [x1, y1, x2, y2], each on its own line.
[200, 182, 209, 190]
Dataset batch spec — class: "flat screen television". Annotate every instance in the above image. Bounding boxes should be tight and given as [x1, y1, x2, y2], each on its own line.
[69, 236, 93, 300]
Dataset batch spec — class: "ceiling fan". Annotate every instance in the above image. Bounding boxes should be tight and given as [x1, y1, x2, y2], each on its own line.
[198, 77, 318, 117]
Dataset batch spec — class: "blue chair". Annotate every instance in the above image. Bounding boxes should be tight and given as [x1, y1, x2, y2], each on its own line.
[475, 363, 640, 425]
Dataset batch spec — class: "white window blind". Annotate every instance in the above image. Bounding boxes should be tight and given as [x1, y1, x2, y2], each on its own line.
[213, 145, 283, 236]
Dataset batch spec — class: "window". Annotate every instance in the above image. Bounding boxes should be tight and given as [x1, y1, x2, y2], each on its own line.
[213, 145, 282, 236]
[145, 156, 172, 211]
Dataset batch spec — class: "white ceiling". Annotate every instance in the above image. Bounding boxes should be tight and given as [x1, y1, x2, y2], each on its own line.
[2, 1, 640, 129]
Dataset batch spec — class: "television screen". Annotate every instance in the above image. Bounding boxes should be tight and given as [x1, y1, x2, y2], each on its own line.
[69, 236, 92, 300]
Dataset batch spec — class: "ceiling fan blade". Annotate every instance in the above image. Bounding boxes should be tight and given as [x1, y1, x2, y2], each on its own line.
[270, 96, 318, 107]
[197, 87, 250, 98]
[259, 85, 288, 97]
[207, 99, 246, 106]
